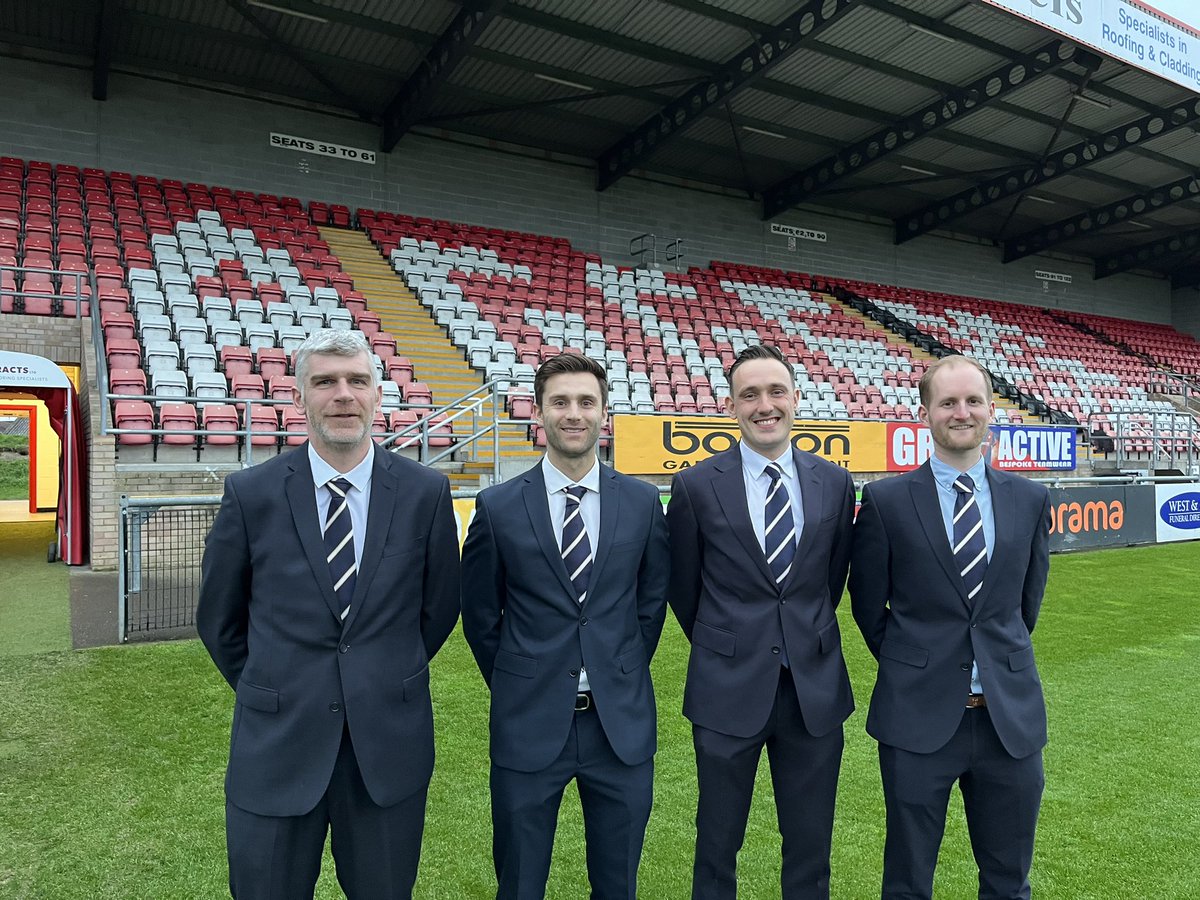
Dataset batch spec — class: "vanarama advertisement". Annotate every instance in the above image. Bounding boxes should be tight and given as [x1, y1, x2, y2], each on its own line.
[613, 416, 888, 473]
[1046, 485, 1157, 551]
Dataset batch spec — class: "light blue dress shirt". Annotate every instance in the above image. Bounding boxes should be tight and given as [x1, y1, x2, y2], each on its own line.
[929, 452, 993, 695]
[309, 443, 374, 572]
[543, 455, 601, 692]
[739, 443, 805, 553]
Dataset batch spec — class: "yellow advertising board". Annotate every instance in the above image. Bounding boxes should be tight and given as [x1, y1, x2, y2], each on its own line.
[613, 415, 890, 474]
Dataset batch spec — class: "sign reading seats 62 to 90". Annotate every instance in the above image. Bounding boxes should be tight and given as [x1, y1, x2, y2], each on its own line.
[269, 132, 377, 165]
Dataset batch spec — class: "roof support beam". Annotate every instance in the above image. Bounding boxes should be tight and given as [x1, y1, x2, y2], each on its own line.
[595, 0, 860, 191]
[381, 0, 505, 151]
[1004, 173, 1200, 262]
[92, 0, 115, 101]
[225, 0, 373, 121]
[1094, 227, 1200, 279]
[762, 38, 1086, 219]
[895, 95, 1200, 244]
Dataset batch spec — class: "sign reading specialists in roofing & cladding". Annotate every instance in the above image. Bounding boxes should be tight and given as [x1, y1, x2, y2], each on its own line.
[1154, 486, 1200, 541]
[268, 133, 377, 165]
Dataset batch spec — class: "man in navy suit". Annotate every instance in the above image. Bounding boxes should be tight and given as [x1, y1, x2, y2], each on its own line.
[850, 354, 1051, 900]
[461, 351, 669, 900]
[668, 343, 856, 900]
[197, 329, 460, 899]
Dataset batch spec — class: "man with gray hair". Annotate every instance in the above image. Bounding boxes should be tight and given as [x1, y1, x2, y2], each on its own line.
[198, 329, 461, 899]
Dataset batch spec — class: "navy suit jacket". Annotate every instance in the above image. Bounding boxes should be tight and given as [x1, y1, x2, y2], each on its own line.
[667, 446, 856, 740]
[460, 462, 670, 773]
[196, 444, 461, 816]
[849, 462, 1051, 759]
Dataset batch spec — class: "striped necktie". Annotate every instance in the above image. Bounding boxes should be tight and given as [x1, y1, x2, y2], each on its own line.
[561, 485, 592, 604]
[952, 474, 988, 603]
[764, 463, 796, 586]
[323, 478, 356, 621]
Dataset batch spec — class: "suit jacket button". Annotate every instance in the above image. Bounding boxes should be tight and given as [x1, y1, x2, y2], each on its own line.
[329, 702, 342, 712]
[960, 663, 970, 671]
[580, 616, 588, 625]
[569, 669, 579, 678]
[339, 643, 349, 653]
[771, 646, 781, 654]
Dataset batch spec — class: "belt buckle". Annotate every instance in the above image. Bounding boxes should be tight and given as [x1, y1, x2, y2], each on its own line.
[966, 693, 987, 709]
[575, 692, 591, 712]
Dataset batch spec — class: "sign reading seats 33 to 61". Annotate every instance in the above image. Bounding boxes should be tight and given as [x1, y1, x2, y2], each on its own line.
[269, 132, 377, 165]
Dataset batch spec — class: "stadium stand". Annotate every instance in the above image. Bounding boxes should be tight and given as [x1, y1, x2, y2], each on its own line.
[4, 153, 1200, 468]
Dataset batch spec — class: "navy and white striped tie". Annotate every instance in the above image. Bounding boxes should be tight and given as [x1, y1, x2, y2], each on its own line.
[952, 474, 988, 603]
[323, 478, 356, 621]
[764, 463, 796, 586]
[561, 485, 592, 604]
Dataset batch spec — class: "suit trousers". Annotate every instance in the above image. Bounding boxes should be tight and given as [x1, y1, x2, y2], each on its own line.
[490, 704, 653, 900]
[692, 666, 844, 900]
[225, 724, 428, 900]
[878, 706, 1044, 900]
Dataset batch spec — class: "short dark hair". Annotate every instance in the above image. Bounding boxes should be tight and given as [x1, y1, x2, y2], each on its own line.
[534, 351, 608, 408]
[918, 354, 992, 407]
[727, 343, 794, 388]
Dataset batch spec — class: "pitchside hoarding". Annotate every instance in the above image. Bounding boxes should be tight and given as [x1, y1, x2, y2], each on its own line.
[1154, 484, 1200, 542]
[613, 416, 1076, 475]
[1047, 485, 1158, 551]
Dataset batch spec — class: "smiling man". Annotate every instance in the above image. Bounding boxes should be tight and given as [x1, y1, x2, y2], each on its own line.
[461, 351, 669, 900]
[667, 343, 856, 900]
[849, 354, 1051, 900]
[197, 329, 460, 899]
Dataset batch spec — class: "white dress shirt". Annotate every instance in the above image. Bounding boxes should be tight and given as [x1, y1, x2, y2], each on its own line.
[309, 443, 374, 572]
[542, 455, 600, 692]
[739, 443, 805, 555]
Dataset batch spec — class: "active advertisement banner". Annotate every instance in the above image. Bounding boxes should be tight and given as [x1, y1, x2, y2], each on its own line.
[1154, 484, 1200, 542]
[613, 417, 1078, 475]
[1047, 485, 1158, 551]
[612, 416, 888, 473]
[885, 423, 1077, 472]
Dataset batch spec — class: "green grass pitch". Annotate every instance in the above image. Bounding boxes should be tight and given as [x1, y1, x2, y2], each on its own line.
[0, 542, 1197, 898]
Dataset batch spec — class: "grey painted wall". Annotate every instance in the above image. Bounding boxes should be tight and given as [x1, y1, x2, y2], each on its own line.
[2, 56, 1192, 334]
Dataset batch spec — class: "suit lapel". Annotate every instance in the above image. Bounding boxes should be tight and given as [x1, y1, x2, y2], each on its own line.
[908, 462, 969, 607]
[521, 465, 578, 603]
[342, 447, 396, 633]
[285, 445, 344, 623]
[712, 448, 776, 588]
[586, 465, 621, 605]
[971, 467, 1011, 614]
[784, 449, 825, 591]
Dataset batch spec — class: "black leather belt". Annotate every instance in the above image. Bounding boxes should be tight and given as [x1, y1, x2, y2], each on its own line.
[575, 691, 593, 712]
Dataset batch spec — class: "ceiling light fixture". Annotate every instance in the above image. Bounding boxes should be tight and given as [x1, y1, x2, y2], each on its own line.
[910, 23, 958, 44]
[1127, 220, 1152, 229]
[742, 125, 788, 139]
[900, 164, 938, 176]
[246, 1, 329, 23]
[533, 73, 594, 92]
[1024, 194, 1056, 204]
[1074, 91, 1112, 110]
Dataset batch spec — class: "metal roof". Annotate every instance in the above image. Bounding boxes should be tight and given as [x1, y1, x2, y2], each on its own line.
[3, 0, 1200, 285]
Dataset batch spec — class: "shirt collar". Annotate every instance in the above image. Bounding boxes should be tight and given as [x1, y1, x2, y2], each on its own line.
[930, 451, 989, 493]
[309, 442, 375, 494]
[542, 455, 601, 496]
[740, 442, 795, 481]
